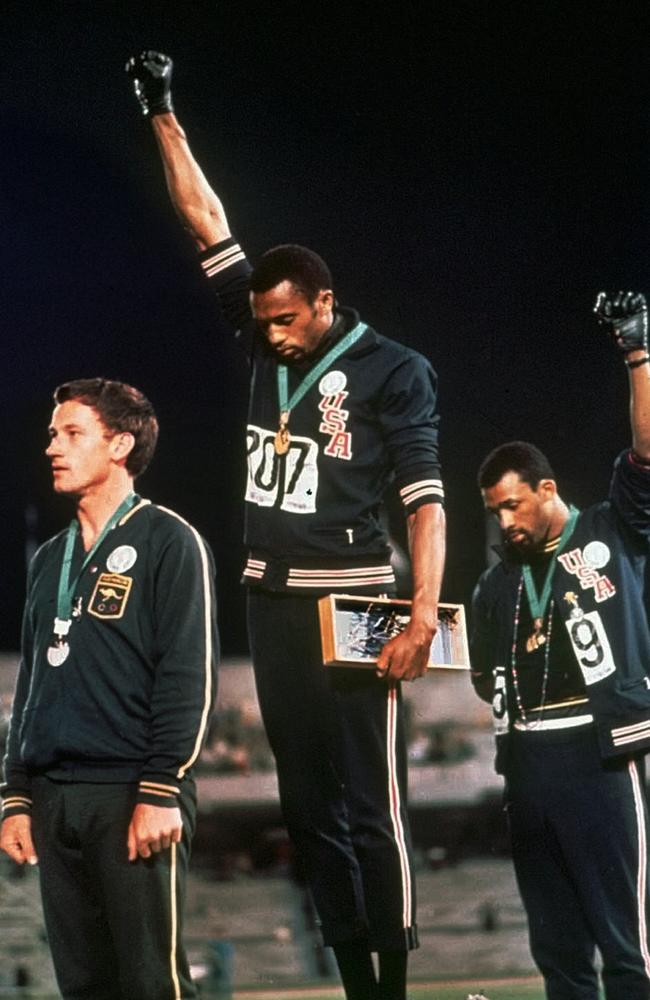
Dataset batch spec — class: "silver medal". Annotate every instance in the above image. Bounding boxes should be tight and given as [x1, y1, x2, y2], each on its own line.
[47, 642, 70, 667]
[48, 617, 71, 666]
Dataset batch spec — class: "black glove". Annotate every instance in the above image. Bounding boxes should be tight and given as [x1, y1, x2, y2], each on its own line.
[125, 51, 174, 117]
[594, 290, 648, 354]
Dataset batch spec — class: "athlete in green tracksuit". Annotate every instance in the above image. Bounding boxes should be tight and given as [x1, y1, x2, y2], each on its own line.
[1, 378, 219, 1000]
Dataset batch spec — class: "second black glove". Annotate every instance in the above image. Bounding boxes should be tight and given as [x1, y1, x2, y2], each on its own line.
[594, 290, 648, 354]
[125, 50, 174, 117]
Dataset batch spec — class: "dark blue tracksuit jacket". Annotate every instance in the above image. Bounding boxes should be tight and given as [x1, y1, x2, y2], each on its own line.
[471, 449, 650, 773]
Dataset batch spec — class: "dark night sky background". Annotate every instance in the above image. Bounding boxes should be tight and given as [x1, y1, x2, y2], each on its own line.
[2, 0, 650, 654]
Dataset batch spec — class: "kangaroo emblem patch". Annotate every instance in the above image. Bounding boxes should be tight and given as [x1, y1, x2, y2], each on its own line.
[88, 573, 133, 620]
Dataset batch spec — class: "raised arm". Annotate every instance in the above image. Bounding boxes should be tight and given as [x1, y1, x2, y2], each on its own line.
[594, 290, 650, 459]
[126, 51, 230, 251]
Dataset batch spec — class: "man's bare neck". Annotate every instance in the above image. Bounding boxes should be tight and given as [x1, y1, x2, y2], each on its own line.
[76, 481, 135, 551]
[547, 497, 571, 541]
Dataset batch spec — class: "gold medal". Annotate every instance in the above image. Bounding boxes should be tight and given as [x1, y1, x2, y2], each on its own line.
[274, 411, 290, 455]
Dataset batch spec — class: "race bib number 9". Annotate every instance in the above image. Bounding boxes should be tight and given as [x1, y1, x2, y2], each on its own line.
[564, 609, 616, 685]
[246, 424, 319, 513]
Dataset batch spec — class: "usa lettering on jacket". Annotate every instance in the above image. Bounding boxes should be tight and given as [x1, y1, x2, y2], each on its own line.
[557, 545, 617, 603]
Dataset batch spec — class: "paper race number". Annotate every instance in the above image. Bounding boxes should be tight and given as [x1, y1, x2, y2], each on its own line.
[246, 424, 318, 513]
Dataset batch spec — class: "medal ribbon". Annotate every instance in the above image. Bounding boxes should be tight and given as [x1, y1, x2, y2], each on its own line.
[521, 505, 579, 621]
[55, 492, 137, 623]
[277, 321, 368, 419]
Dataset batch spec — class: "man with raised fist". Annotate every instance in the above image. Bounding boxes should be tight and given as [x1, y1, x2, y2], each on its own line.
[471, 292, 650, 1000]
[125, 50, 446, 1000]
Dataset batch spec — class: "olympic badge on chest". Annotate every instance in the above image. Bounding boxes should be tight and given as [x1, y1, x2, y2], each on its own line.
[318, 371, 353, 460]
[106, 545, 138, 574]
[557, 541, 616, 603]
[88, 546, 137, 621]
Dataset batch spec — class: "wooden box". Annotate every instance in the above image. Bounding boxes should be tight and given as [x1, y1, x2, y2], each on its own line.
[318, 594, 470, 670]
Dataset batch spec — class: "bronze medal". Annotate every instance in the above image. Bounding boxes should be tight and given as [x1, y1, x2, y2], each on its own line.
[526, 617, 546, 653]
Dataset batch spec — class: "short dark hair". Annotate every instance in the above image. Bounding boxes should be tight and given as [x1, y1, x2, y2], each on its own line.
[478, 441, 555, 491]
[250, 244, 332, 304]
[53, 378, 158, 478]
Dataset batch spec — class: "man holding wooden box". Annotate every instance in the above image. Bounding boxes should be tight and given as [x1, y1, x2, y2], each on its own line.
[126, 50, 446, 1000]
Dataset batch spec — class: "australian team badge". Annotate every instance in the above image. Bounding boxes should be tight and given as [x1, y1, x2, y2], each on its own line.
[88, 572, 133, 620]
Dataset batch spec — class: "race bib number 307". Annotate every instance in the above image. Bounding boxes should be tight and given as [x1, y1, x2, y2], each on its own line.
[246, 424, 318, 513]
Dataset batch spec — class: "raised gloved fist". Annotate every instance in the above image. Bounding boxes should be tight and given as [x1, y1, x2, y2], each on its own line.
[594, 290, 648, 354]
[125, 51, 174, 117]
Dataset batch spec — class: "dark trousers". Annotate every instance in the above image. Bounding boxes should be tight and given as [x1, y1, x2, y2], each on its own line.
[248, 590, 417, 951]
[506, 726, 650, 1000]
[30, 776, 197, 1000]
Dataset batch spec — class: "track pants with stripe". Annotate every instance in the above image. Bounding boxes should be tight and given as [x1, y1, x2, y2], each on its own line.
[248, 590, 418, 951]
[506, 726, 650, 1000]
[30, 776, 197, 1000]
